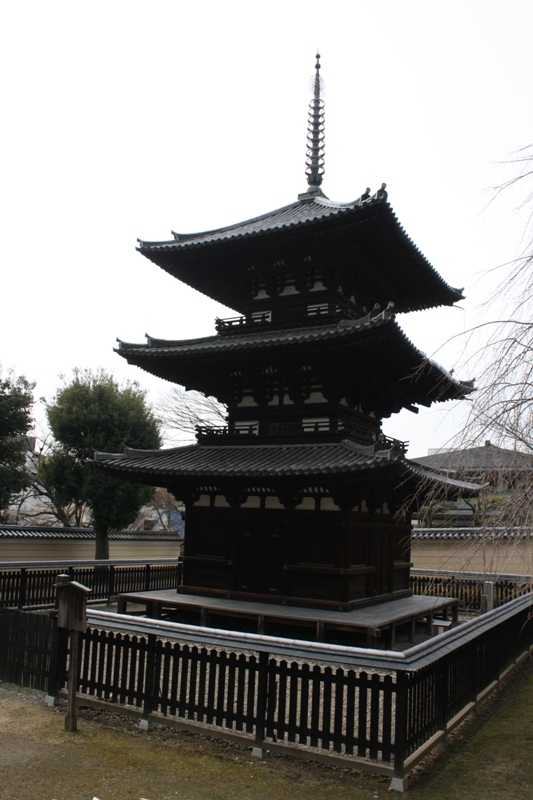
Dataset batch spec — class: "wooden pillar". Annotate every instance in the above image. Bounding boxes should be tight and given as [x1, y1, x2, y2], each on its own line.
[252, 650, 269, 758]
[452, 601, 459, 623]
[366, 627, 378, 648]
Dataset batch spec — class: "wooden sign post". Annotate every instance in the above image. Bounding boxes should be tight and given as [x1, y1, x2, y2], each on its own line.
[54, 574, 91, 732]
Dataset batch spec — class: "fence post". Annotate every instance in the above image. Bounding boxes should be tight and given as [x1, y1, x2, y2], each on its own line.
[108, 565, 115, 600]
[439, 655, 449, 730]
[45, 622, 69, 706]
[391, 670, 408, 792]
[252, 650, 269, 758]
[484, 581, 494, 612]
[145, 564, 151, 592]
[140, 632, 158, 730]
[18, 568, 27, 609]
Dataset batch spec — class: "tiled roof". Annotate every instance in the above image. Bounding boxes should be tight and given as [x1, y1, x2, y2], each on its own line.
[0, 526, 180, 541]
[413, 443, 533, 472]
[94, 440, 480, 493]
[139, 195, 383, 250]
[136, 195, 463, 314]
[116, 312, 473, 405]
[117, 312, 397, 357]
[412, 527, 533, 540]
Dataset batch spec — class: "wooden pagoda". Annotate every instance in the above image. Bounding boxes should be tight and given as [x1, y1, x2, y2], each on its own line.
[96, 55, 476, 625]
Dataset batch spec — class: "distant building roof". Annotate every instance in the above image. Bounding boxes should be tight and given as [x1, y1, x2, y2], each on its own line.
[413, 442, 533, 473]
[412, 526, 533, 540]
[0, 525, 181, 541]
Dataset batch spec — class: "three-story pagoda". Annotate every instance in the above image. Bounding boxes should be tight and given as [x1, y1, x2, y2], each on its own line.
[96, 55, 476, 620]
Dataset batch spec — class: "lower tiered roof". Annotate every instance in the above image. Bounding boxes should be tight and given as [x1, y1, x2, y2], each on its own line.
[94, 438, 479, 495]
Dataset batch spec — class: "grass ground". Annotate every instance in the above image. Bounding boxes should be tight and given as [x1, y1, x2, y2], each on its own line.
[1, 655, 533, 800]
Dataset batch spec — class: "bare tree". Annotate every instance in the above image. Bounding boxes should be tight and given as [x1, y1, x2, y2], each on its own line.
[129, 487, 184, 532]
[460, 144, 533, 451]
[9, 433, 91, 527]
[158, 385, 227, 444]
[410, 146, 533, 581]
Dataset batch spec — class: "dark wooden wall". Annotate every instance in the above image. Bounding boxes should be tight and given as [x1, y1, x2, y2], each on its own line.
[182, 507, 411, 609]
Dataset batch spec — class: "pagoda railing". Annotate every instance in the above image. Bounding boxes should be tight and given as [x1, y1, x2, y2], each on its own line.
[215, 313, 272, 333]
[196, 425, 256, 438]
[373, 435, 408, 456]
[195, 420, 379, 445]
[196, 423, 337, 438]
[215, 305, 357, 336]
[214, 302, 394, 337]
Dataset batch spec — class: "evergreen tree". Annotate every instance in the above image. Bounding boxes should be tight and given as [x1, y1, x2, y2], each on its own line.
[41, 369, 161, 558]
[0, 368, 34, 515]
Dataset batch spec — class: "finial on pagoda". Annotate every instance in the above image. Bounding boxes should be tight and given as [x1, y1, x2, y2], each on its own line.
[299, 52, 326, 200]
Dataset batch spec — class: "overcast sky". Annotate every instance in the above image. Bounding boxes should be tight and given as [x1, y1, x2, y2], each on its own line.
[2, 1, 532, 456]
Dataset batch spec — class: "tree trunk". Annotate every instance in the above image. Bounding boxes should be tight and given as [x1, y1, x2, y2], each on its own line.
[94, 524, 109, 560]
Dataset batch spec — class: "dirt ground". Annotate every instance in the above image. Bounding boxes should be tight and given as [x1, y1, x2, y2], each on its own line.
[1, 656, 533, 800]
[0, 682, 387, 800]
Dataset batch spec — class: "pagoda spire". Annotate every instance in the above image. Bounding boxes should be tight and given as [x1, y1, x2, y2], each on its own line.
[301, 52, 325, 199]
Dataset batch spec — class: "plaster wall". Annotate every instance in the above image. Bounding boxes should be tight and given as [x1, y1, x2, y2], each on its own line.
[0, 539, 181, 563]
[411, 538, 533, 576]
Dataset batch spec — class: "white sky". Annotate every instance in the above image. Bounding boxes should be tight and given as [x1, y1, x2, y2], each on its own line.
[2, 0, 532, 457]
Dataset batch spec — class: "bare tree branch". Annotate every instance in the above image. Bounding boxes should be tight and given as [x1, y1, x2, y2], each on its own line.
[158, 385, 227, 444]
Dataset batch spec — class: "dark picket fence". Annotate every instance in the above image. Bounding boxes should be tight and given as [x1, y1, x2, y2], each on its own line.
[0, 608, 64, 693]
[76, 627, 396, 768]
[2, 592, 531, 785]
[410, 569, 530, 610]
[71, 597, 533, 782]
[0, 559, 181, 609]
[1, 559, 528, 613]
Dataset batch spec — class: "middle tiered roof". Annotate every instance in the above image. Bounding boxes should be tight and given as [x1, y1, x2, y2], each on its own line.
[116, 305, 472, 419]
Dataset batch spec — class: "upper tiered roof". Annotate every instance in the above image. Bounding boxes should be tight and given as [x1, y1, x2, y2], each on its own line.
[137, 194, 464, 314]
[136, 53, 463, 315]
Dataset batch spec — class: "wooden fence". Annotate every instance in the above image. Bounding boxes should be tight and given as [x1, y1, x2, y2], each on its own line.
[1, 560, 529, 613]
[0, 609, 64, 693]
[75, 598, 533, 785]
[410, 569, 530, 610]
[0, 559, 181, 609]
[77, 627, 397, 769]
[2, 592, 532, 788]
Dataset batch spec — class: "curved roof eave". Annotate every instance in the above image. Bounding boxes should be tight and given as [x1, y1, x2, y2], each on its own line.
[137, 196, 464, 307]
[93, 441, 481, 496]
[114, 314, 474, 403]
